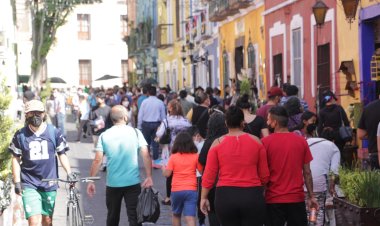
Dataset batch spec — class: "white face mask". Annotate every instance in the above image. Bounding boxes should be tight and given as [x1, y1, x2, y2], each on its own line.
[122, 101, 129, 107]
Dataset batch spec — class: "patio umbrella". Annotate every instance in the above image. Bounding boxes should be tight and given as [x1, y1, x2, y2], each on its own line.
[139, 77, 158, 87]
[43, 77, 66, 83]
[95, 74, 120, 81]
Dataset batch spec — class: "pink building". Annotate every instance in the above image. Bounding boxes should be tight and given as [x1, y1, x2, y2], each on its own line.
[264, 0, 339, 111]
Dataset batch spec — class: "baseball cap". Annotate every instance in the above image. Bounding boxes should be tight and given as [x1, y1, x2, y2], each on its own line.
[268, 86, 283, 98]
[25, 100, 45, 113]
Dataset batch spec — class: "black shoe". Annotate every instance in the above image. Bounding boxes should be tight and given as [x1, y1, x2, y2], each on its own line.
[161, 199, 171, 205]
[102, 166, 107, 172]
[83, 134, 87, 138]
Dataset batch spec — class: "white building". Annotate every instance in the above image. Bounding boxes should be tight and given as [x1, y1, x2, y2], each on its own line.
[46, 0, 128, 88]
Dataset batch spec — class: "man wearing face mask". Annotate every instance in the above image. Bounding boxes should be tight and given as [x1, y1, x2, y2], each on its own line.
[9, 100, 73, 226]
[304, 117, 340, 226]
[262, 106, 318, 226]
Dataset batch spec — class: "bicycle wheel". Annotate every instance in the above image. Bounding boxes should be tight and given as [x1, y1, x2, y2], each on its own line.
[66, 202, 75, 226]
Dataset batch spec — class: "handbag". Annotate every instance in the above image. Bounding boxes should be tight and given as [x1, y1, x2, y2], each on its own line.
[338, 108, 353, 142]
[159, 119, 171, 144]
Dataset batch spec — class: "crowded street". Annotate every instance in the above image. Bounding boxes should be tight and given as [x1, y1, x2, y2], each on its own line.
[1, 0, 380, 226]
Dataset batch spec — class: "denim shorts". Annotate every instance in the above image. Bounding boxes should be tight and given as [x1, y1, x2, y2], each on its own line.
[171, 190, 197, 216]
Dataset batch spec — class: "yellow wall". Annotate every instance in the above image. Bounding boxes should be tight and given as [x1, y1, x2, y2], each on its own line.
[336, 0, 361, 111]
[157, 0, 190, 90]
[219, 5, 266, 98]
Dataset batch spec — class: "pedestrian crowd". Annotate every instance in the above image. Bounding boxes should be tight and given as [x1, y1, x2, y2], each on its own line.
[8, 82, 380, 226]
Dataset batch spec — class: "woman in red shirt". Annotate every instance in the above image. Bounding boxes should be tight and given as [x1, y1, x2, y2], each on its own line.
[200, 106, 270, 226]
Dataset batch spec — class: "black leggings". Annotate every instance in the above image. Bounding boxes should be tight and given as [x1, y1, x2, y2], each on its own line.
[166, 175, 172, 198]
[215, 186, 265, 226]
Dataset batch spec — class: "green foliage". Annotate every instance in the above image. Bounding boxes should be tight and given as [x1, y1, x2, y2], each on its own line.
[339, 167, 380, 207]
[0, 75, 14, 182]
[240, 78, 251, 96]
[40, 80, 52, 103]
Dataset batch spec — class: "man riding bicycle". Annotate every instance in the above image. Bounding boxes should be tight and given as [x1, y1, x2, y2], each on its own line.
[9, 100, 74, 226]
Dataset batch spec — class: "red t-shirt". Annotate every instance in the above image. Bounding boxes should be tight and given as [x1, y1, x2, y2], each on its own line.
[262, 132, 313, 203]
[167, 153, 202, 192]
[202, 134, 269, 189]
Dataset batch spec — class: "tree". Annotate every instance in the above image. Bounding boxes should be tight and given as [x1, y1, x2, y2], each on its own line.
[28, 0, 101, 89]
[0, 75, 14, 215]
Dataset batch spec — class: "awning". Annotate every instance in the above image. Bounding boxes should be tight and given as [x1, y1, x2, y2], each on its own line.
[18, 75, 30, 84]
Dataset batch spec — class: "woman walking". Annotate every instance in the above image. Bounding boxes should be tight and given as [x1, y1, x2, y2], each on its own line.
[162, 132, 203, 226]
[200, 106, 270, 226]
[156, 99, 191, 204]
[236, 94, 269, 138]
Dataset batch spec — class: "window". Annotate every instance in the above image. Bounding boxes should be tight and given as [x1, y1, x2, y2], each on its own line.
[292, 28, 302, 95]
[77, 14, 91, 40]
[223, 51, 229, 86]
[247, 43, 256, 79]
[167, 0, 173, 44]
[120, 15, 128, 38]
[0, 31, 4, 46]
[176, 0, 180, 39]
[79, 60, 92, 86]
[121, 60, 128, 81]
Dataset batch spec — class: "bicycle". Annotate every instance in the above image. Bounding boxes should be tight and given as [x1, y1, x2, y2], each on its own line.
[42, 173, 100, 226]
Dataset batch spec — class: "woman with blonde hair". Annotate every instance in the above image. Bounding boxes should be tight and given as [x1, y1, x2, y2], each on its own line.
[156, 99, 192, 204]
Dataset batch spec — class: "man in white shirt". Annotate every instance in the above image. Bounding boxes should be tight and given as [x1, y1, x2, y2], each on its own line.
[53, 89, 66, 136]
[305, 126, 340, 226]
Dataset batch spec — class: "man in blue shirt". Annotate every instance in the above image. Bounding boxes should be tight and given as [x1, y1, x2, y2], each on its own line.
[137, 86, 149, 110]
[9, 100, 73, 226]
[138, 86, 166, 168]
[87, 105, 153, 226]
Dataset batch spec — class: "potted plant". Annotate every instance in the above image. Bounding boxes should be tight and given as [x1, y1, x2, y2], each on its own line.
[334, 167, 380, 226]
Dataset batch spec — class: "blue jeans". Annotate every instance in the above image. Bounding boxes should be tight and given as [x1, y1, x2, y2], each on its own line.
[56, 112, 66, 136]
[141, 122, 160, 160]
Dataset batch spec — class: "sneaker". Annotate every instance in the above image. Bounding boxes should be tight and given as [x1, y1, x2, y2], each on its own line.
[152, 159, 162, 169]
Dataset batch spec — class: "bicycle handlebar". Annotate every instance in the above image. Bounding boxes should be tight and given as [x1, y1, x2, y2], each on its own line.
[42, 176, 101, 183]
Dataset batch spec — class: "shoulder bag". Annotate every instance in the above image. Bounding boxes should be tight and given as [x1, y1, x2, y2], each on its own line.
[159, 119, 171, 145]
[338, 108, 353, 142]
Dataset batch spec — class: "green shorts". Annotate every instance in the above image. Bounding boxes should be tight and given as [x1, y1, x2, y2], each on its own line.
[22, 188, 57, 219]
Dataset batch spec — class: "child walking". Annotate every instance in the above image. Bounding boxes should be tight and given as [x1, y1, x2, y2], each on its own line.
[162, 132, 203, 226]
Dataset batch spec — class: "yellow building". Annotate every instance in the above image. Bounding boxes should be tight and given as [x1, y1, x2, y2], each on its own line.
[156, 0, 191, 91]
[217, 1, 266, 98]
[337, 0, 380, 127]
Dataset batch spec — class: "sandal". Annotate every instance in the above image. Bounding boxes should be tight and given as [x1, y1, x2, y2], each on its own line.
[161, 199, 171, 205]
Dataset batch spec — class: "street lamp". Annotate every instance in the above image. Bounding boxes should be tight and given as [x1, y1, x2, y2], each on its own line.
[341, 0, 359, 24]
[312, 0, 329, 27]
[181, 42, 209, 89]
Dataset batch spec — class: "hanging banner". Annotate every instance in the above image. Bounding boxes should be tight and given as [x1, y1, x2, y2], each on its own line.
[201, 11, 207, 35]
[192, 16, 198, 40]
[185, 21, 191, 43]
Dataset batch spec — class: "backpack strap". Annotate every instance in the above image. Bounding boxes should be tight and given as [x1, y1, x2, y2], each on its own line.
[308, 139, 326, 148]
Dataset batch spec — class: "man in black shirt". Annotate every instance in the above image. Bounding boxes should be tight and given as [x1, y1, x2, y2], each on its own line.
[358, 97, 380, 169]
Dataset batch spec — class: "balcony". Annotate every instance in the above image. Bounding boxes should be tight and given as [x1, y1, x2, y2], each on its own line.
[209, 0, 247, 22]
[155, 24, 174, 49]
[229, 0, 254, 10]
[209, 0, 228, 22]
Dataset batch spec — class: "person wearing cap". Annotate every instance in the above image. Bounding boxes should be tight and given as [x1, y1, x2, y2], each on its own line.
[256, 86, 283, 125]
[8, 100, 74, 226]
[317, 91, 350, 154]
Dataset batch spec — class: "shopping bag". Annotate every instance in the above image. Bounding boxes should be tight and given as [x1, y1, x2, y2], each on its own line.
[137, 187, 160, 224]
[161, 146, 170, 166]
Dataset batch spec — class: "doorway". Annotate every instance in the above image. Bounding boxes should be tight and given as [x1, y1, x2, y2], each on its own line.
[273, 54, 283, 86]
[317, 43, 331, 108]
[235, 46, 244, 91]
